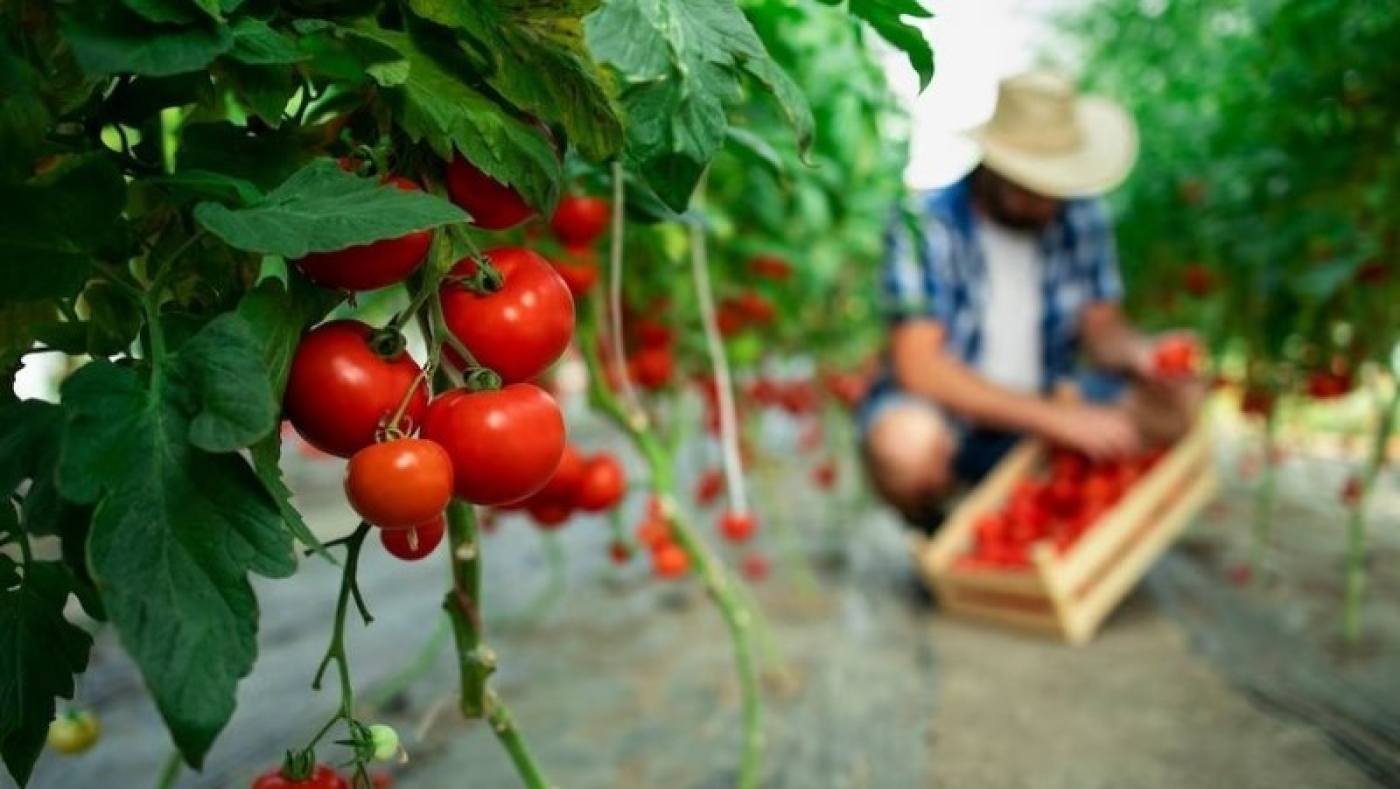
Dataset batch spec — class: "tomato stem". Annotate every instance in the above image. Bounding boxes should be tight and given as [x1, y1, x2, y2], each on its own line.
[578, 316, 765, 789]
[153, 747, 182, 789]
[484, 689, 550, 788]
[442, 498, 490, 717]
[605, 160, 647, 422]
[1342, 381, 1398, 643]
[310, 523, 373, 768]
[1248, 400, 1280, 576]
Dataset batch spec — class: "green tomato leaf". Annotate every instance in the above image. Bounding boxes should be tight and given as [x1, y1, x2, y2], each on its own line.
[179, 122, 310, 192]
[60, 3, 235, 78]
[0, 46, 52, 184]
[171, 313, 278, 453]
[145, 169, 265, 208]
[227, 18, 309, 65]
[586, 0, 812, 211]
[122, 0, 222, 25]
[406, 0, 624, 162]
[0, 156, 127, 305]
[56, 355, 294, 768]
[845, 0, 934, 91]
[194, 158, 467, 257]
[354, 26, 562, 213]
[0, 562, 94, 787]
[224, 62, 297, 126]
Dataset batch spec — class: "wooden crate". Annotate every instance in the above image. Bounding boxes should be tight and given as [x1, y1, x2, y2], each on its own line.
[912, 417, 1219, 645]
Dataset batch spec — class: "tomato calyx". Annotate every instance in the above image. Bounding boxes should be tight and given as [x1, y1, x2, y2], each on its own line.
[463, 367, 504, 393]
[366, 326, 409, 361]
[444, 254, 505, 295]
[278, 747, 321, 782]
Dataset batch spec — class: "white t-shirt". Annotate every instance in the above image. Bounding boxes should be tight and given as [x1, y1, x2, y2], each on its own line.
[974, 218, 1044, 394]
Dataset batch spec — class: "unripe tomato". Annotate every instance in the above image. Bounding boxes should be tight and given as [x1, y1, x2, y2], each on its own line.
[380, 515, 445, 561]
[421, 384, 566, 506]
[549, 194, 610, 247]
[345, 439, 454, 529]
[440, 248, 575, 384]
[284, 321, 429, 458]
[293, 177, 431, 291]
[47, 709, 100, 755]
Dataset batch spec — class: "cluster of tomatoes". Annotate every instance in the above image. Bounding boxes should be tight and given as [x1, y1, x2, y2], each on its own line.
[492, 445, 626, 528]
[280, 149, 625, 560]
[955, 447, 1166, 571]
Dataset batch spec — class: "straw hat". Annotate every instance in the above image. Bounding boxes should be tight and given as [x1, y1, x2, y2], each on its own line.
[968, 71, 1139, 199]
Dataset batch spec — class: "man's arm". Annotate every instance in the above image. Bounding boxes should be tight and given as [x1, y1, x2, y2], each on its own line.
[1079, 301, 1153, 377]
[891, 319, 1058, 433]
[892, 318, 1141, 458]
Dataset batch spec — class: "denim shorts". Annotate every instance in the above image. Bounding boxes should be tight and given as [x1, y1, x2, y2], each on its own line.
[855, 370, 1127, 484]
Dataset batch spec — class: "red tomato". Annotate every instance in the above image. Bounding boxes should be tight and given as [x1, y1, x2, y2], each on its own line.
[1340, 476, 1363, 506]
[718, 510, 757, 543]
[1152, 336, 1201, 377]
[252, 764, 348, 789]
[716, 304, 747, 337]
[380, 516, 445, 561]
[575, 453, 626, 512]
[636, 518, 670, 549]
[652, 543, 689, 579]
[732, 291, 775, 324]
[1240, 387, 1275, 418]
[628, 346, 674, 390]
[284, 321, 429, 458]
[1305, 370, 1353, 400]
[527, 500, 573, 529]
[631, 318, 674, 349]
[535, 444, 586, 504]
[446, 155, 535, 231]
[440, 247, 575, 384]
[549, 194, 610, 247]
[812, 460, 837, 490]
[740, 553, 770, 582]
[1182, 264, 1214, 297]
[294, 177, 431, 292]
[747, 254, 793, 281]
[421, 384, 566, 506]
[694, 468, 724, 508]
[608, 540, 632, 564]
[551, 245, 600, 299]
[345, 438, 454, 529]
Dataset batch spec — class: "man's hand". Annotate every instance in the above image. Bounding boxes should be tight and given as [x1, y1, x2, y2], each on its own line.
[1035, 403, 1143, 461]
[1130, 330, 1204, 388]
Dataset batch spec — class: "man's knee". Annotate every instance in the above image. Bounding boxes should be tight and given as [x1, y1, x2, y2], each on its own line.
[861, 403, 956, 509]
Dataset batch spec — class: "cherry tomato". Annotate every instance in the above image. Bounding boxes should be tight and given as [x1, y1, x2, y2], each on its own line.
[345, 439, 454, 529]
[652, 543, 689, 579]
[716, 304, 747, 337]
[47, 709, 100, 755]
[628, 346, 674, 390]
[740, 553, 771, 582]
[1182, 264, 1213, 297]
[630, 318, 673, 349]
[534, 444, 586, 504]
[747, 254, 793, 281]
[718, 510, 757, 543]
[252, 763, 349, 788]
[446, 155, 535, 231]
[1152, 336, 1201, 377]
[293, 177, 431, 292]
[440, 247, 575, 384]
[1341, 476, 1363, 506]
[549, 194, 610, 247]
[284, 321, 429, 458]
[421, 384, 566, 506]
[812, 460, 837, 490]
[551, 246, 600, 299]
[608, 540, 632, 564]
[732, 291, 775, 324]
[693, 468, 724, 508]
[527, 499, 573, 529]
[574, 453, 626, 512]
[380, 515, 445, 561]
[635, 518, 670, 549]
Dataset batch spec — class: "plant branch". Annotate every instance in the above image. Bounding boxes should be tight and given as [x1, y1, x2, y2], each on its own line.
[606, 161, 646, 424]
[485, 690, 549, 789]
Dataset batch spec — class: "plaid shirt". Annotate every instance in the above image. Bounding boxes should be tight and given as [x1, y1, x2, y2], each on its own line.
[879, 173, 1124, 392]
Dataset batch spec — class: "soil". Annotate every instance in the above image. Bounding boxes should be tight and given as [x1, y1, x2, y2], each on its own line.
[12, 420, 1397, 789]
